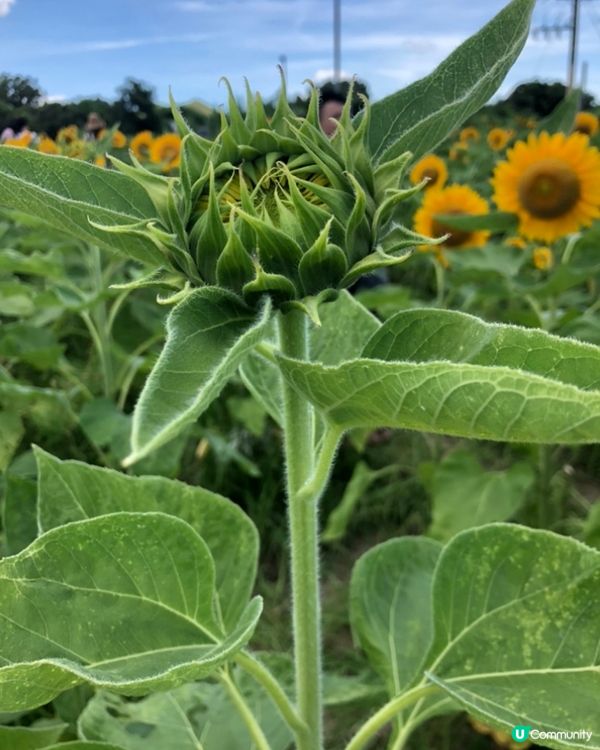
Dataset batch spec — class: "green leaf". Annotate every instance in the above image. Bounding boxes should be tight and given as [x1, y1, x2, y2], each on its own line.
[363, 308, 600, 390]
[2, 474, 37, 554]
[126, 287, 271, 465]
[538, 88, 581, 134]
[0, 148, 163, 266]
[0, 324, 64, 370]
[0, 410, 24, 472]
[426, 451, 534, 541]
[366, 0, 535, 162]
[277, 309, 600, 443]
[35, 448, 258, 631]
[424, 525, 600, 747]
[79, 675, 292, 750]
[0, 723, 67, 750]
[433, 211, 517, 233]
[42, 743, 125, 750]
[350, 538, 442, 697]
[0, 513, 262, 711]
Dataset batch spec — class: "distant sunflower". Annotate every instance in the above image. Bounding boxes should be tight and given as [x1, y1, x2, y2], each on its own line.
[459, 126, 479, 143]
[492, 132, 600, 242]
[57, 125, 78, 145]
[410, 154, 447, 190]
[150, 133, 181, 171]
[504, 236, 527, 249]
[532, 246, 554, 270]
[414, 184, 490, 256]
[5, 132, 33, 148]
[448, 142, 468, 161]
[94, 155, 107, 168]
[573, 111, 599, 137]
[112, 130, 127, 148]
[487, 127, 512, 151]
[37, 137, 59, 155]
[131, 130, 153, 161]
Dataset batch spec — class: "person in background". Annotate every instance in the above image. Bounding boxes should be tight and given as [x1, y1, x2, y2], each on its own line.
[319, 88, 345, 137]
[84, 112, 106, 141]
[1, 115, 30, 142]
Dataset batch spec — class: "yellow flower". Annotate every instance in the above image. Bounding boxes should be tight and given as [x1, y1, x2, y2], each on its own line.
[487, 127, 512, 151]
[94, 155, 107, 168]
[414, 184, 490, 258]
[504, 236, 527, 249]
[57, 125, 78, 144]
[409, 154, 448, 190]
[4, 132, 33, 148]
[37, 137, 59, 155]
[131, 130, 153, 160]
[449, 142, 468, 161]
[65, 139, 87, 159]
[112, 130, 127, 149]
[492, 131, 600, 242]
[573, 111, 599, 137]
[150, 133, 181, 171]
[532, 246, 554, 270]
[459, 126, 480, 143]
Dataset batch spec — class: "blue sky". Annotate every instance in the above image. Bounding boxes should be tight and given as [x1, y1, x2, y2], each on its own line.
[1, 0, 600, 107]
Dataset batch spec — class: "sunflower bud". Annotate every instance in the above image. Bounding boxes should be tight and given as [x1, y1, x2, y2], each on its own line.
[109, 74, 436, 311]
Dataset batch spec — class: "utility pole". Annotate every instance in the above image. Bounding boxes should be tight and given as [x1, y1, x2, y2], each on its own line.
[333, 0, 341, 82]
[567, 0, 580, 89]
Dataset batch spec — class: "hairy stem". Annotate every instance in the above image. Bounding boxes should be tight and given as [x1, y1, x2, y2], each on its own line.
[236, 651, 308, 740]
[344, 684, 438, 750]
[220, 671, 272, 750]
[278, 308, 321, 750]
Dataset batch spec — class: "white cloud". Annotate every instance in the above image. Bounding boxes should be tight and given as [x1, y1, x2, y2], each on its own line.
[38, 33, 208, 56]
[0, 0, 15, 17]
[311, 68, 353, 83]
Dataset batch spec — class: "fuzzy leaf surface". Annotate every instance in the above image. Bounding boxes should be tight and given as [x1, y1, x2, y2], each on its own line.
[0, 148, 163, 266]
[36, 448, 258, 630]
[366, 0, 535, 162]
[127, 287, 271, 464]
[0, 513, 262, 712]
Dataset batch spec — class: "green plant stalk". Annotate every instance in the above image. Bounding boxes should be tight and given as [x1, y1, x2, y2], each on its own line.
[220, 671, 272, 750]
[344, 684, 439, 750]
[236, 651, 308, 739]
[278, 308, 321, 750]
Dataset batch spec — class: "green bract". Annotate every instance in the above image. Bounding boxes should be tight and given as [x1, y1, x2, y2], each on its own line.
[106, 78, 435, 312]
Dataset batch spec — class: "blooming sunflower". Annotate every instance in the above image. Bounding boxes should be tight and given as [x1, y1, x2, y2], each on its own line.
[94, 155, 107, 168]
[37, 137, 59, 155]
[5, 132, 33, 148]
[414, 184, 490, 256]
[459, 126, 479, 143]
[409, 154, 447, 190]
[492, 132, 600, 242]
[448, 142, 468, 161]
[487, 127, 512, 151]
[57, 125, 78, 145]
[532, 246, 554, 270]
[112, 130, 127, 149]
[150, 133, 181, 171]
[573, 111, 599, 137]
[504, 236, 527, 249]
[131, 130, 153, 160]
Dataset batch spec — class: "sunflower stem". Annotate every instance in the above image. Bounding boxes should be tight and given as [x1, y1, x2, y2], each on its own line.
[278, 308, 323, 750]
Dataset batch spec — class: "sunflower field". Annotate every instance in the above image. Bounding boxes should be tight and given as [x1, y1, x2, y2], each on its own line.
[0, 1, 600, 749]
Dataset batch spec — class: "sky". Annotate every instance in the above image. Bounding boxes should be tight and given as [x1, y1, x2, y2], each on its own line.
[1, 0, 600, 108]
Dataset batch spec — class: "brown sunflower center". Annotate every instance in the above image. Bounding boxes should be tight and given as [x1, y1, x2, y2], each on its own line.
[431, 211, 471, 247]
[517, 158, 580, 219]
[422, 168, 439, 185]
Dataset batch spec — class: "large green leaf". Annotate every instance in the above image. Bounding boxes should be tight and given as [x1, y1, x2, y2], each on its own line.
[126, 288, 271, 465]
[366, 0, 535, 162]
[538, 88, 581, 134]
[2, 474, 37, 554]
[0, 513, 262, 712]
[350, 538, 441, 697]
[425, 451, 534, 541]
[42, 744, 125, 750]
[0, 722, 66, 750]
[277, 309, 600, 443]
[0, 148, 163, 266]
[79, 675, 292, 750]
[363, 308, 600, 390]
[424, 525, 600, 748]
[35, 448, 258, 631]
